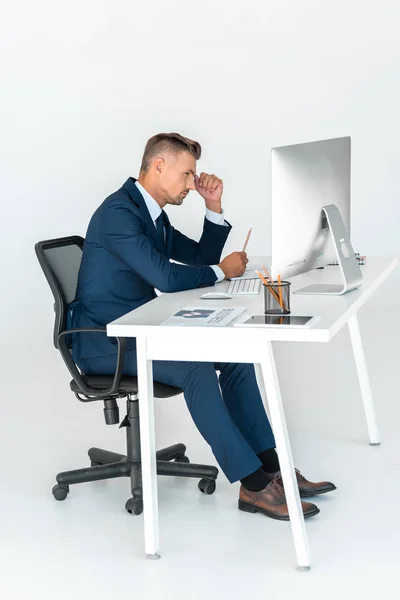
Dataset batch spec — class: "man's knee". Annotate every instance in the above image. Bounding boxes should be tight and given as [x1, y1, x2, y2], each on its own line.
[180, 362, 217, 388]
[218, 362, 256, 378]
[153, 360, 217, 391]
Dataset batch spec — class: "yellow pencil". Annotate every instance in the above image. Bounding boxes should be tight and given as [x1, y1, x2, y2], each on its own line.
[261, 264, 279, 295]
[255, 270, 281, 305]
[277, 273, 284, 309]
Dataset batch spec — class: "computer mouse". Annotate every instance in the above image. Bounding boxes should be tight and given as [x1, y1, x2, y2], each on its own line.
[200, 292, 233, 300]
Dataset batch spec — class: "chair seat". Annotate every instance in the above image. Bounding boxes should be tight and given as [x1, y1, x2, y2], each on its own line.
[70, 375, 183, 398]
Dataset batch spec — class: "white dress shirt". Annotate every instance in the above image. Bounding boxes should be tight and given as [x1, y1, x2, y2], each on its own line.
[135, 181, 226, 282]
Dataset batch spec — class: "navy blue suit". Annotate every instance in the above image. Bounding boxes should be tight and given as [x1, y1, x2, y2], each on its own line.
[70, 178, 275, 482]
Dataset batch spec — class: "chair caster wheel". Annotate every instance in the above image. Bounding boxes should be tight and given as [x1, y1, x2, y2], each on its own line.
[90, 460, 101, 467]
[52, 484, 70, 501]
[198, 479, 216, 495]
[125, 497, 143, 515]
[174, 455, 190, 463]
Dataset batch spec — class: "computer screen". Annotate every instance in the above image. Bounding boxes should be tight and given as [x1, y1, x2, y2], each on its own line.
[270, 136, 351, 280]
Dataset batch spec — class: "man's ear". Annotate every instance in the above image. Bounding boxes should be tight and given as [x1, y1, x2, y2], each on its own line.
[154, 157, 165, 175]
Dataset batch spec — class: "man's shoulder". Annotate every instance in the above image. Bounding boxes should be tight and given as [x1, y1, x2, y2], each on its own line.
[96, 185, 140, 217]
[84, 185, 142, 241]
[104, 185, 136, 208]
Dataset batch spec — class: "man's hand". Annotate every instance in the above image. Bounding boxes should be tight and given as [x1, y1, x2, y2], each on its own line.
[195, 172, 223, 214]
[218, 252, 248, 279]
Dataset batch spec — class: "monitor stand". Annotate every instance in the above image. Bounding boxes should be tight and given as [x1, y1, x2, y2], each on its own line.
[294, 204, 363, 295]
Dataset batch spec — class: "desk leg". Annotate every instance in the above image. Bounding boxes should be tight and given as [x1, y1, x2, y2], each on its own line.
[255, 364, 271, 421]
[259, 341, 311, 571]
[136, 336, 160, 559]
[348, 315, 380, 445]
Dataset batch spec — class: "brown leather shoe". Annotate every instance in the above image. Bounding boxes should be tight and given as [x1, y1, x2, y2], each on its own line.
[238, 476, 320, 521]
[265, 469, 336, 498]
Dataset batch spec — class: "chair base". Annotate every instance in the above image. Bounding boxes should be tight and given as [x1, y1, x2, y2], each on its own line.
[53, 443, 219, 514]
[52, 397, 219, 514]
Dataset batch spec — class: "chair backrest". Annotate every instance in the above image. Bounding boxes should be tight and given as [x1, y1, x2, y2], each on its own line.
[35, 236, 84, 349]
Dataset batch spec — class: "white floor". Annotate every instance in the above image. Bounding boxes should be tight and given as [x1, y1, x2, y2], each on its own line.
[2, 275, 400, 600]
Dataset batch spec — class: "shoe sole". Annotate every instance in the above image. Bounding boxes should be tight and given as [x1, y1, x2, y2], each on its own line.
[238, 500, 320, 520]
[300, 485, 337, 498]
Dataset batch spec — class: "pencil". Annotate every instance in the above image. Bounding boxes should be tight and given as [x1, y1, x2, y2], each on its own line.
[242, 228, 252, 252]
[255, 270, 281, 305]
[277, 273, 283, 309]
[261, 264, 278, 294]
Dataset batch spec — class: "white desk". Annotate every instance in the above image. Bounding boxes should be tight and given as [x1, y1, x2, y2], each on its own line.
[107, 256, 397, 569]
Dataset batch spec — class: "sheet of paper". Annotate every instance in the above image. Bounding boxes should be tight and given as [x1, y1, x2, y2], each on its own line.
[160, 306, 247, 327]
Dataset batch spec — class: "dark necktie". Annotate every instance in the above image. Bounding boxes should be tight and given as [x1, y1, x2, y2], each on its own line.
[155, 213, 164, 244]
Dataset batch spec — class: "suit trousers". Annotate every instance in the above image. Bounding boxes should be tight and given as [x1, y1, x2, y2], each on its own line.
[79, 352, 276, 483]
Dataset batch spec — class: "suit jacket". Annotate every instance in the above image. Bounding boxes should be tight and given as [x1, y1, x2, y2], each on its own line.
[69, 177, 232, 361]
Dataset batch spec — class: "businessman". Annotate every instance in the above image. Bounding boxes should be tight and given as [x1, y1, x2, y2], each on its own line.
[70, 132, 335, 520]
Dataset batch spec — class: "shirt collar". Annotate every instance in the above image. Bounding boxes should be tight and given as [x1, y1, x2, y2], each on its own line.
[135, 180, 162, 224]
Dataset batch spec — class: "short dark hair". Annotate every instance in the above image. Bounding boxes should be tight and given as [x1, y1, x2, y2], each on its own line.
[140, 132, 202, 173]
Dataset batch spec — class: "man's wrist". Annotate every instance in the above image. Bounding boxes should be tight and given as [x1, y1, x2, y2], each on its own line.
[212, 264, 226, 282]
[205, 207, 227, 227]
[205, 203, 222, 214]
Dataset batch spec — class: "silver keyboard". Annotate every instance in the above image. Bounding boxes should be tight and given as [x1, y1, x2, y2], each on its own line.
[227, 278, 261, 295]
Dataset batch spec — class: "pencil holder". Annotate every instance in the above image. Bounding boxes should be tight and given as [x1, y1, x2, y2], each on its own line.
[263, 281, 291, 315]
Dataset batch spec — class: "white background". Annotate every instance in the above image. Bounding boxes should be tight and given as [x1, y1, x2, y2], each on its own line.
[1, 3, 400, 595]
[2, 0, 399, 460]
[1, 0, 400, 357]
[1, 0, 399, 444]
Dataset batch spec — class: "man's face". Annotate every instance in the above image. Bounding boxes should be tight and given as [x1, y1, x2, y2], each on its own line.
[159, 151, 197, 206]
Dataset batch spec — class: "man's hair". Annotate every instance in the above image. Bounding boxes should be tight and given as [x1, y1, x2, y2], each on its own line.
[140, 132, 202, 173]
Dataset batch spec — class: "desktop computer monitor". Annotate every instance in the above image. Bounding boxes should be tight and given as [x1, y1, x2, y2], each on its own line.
[270, 136, 363, 295]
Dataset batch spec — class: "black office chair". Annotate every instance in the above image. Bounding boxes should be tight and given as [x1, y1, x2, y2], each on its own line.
[35, 235, 218, 515]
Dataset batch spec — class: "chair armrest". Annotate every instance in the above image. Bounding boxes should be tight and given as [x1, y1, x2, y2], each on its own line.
[58, 327, 126, 400]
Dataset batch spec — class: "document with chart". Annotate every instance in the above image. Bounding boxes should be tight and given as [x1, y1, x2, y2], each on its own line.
[160, 306, 247, 327]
